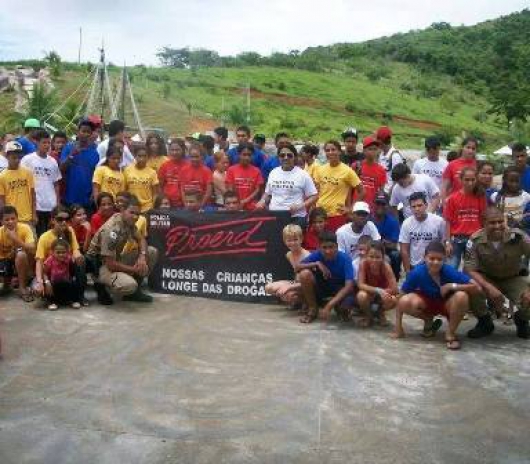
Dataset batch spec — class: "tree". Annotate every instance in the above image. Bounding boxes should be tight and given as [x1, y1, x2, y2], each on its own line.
[44, 50, 62, 78]
[157, 47, 190, 68]
[236, 52, 262, 66]
[25, 82, 58, 123]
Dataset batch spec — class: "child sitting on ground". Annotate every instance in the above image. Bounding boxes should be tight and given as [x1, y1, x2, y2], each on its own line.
[265, 224, 310, 307]
[41, 238, 82, 311]
[153, 194, 171, 209]
[303, 207, 327, 251]
[69, 204, 92, 254]
[356, 241, 398, 327]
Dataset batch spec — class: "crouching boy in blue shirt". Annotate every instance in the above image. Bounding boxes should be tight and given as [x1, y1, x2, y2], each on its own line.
[392, 241, 481, 350]
[295, 231, 355, 324]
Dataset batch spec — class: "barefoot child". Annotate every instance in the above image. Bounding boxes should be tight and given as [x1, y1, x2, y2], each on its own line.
[41, 238, 82, 310]
[356, 241, 398, 327]
[392, 241, 481, 350]
[265, 224, 310, 306]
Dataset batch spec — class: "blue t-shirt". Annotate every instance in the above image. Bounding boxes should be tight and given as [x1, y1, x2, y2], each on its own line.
[227, 147, 266, 170]
[301, 250, 355, 286]
[204, 154, 215, 171]
[262, 156, 280, 181]
[521, 166, 530, 194]
[401, 263, 470, 300]
[15, 136, 37, 156]
[60, 142, 100, 206]
[372, 213, 400, 243]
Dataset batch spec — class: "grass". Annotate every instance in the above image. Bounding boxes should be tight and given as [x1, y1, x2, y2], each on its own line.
[0, 62, 510, 149]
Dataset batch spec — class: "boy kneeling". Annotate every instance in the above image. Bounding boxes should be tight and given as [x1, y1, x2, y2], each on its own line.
[0, 206, 35, 301]
[295, 231, 355, 323]
[392, 241, 480, 350]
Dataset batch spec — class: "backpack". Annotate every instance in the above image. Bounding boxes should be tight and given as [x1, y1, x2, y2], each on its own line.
[385, 148, 407, 173]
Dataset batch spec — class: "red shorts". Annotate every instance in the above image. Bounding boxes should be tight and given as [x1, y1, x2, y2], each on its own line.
[417, 293, 448, 318]
[326, 214, 348, 232]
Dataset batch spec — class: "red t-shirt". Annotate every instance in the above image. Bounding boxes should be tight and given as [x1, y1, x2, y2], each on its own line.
[71, 223, 89, 249]
[90, 212, 112, 233]
[442, 158, 476, 196]
[443, 190, 486, 236]
[225, 164, 264, 210]
[357, 161, 387, 209]
[158, 159, 189, 207]
[180, 164, 213, 198]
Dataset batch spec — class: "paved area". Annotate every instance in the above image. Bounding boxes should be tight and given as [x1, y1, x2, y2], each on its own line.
[0, 293, 529, 464]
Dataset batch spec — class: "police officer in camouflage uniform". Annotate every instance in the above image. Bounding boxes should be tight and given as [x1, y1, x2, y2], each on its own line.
[87, 195, 157, 305]
[464, 206, 530, 339]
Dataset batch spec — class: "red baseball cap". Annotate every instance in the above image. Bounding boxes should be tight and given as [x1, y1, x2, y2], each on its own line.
[376, 126, 392, 141]
[363, 136, 380, 149]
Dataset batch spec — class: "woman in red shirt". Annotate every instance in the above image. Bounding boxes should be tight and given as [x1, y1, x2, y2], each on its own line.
[90, 192, 116, 233]
[158, 139, 189, 208]
[443, 166, 486, 269]
[180, 144, 213, 209]
[441, 137, 478, 203]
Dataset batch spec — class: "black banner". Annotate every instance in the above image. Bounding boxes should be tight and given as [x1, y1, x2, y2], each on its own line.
[147, 210, 293, 303]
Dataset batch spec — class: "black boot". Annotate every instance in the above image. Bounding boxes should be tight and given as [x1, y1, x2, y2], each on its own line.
[123, 288, 153, 303]
[467, 314, 495, 339]
[514, 312, 529, 339]
[94, 283, 113, 305]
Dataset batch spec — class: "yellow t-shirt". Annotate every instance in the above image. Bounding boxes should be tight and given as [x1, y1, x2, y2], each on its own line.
[122, 215, 147, 253]
[0, 223, 34, 259]
[36, 227, 80, 260]
[315, 162, 360, 217]
[147, 156, 169, 173]
[93, 166, 126, 199]
[0, 168, 35, 222]
[305, 162, 320, 183]
[124, 164, 159, 212]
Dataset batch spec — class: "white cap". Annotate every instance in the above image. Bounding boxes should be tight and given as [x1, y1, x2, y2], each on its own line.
[4, 141, 23, 153]
[352, 201, 370, 214]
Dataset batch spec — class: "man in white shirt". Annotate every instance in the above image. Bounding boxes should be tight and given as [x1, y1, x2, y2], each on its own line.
[21, 129, 61, 236]
[390, 164, 440, 218]
[337, 201, 381, 263]
[399, 192, 446, 273]
[412, 136, 448, 189]
[376, 126, 405, 192]
[97, 119, 134, 168]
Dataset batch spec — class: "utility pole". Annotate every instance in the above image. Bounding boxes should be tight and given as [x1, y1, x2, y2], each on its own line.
[246, 82, 251, 125]
[98, 42, 105, 122]
[78, 27, 82, 64]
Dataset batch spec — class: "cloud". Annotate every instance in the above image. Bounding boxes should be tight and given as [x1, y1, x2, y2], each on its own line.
[0, 0, 527, 65]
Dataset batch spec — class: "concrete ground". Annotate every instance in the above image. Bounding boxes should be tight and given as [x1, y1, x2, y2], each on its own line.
[0, 293, 529, 464]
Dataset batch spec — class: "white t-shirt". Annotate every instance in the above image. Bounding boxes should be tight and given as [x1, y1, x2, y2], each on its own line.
[0, 155, 7, 174]
[390, 174, 440, 219]
[20, 152, 61, 212]
[412, 157, 448, 189]
[336, 221, 381, 262]
[399, 213, 446, 266]
[265, 166, 318, 217]
[97, 139, 134, 168]
[490, 191, 530, 223]
[378, 146, 404, 189]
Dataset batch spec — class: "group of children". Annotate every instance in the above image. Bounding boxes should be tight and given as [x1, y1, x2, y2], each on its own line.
[1, 117, 530, 354]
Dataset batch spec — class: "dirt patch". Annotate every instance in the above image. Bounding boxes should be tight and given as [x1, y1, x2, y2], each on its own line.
[188, 116, 219, 134]
[227, 87, 441, 130]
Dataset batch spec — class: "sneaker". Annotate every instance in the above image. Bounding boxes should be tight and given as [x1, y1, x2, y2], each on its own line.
[514, 312, 529, 339]
[123, 290, 153, 303]
[47, 304, 58, 311]
[94, 283, 113, 306]
[81, 298, 90, 307]
[71, 302, 81, 310]
[467, 315, 495, 339]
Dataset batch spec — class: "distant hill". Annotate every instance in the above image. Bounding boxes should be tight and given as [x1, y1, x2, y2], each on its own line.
[2, 9, 529, 148]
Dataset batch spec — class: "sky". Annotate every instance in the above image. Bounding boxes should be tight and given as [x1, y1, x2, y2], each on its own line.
[0, 0, 527, 66]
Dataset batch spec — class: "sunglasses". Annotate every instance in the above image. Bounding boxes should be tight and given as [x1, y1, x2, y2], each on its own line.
[55, 216, 70, 222]
[279, 153, 295, 159]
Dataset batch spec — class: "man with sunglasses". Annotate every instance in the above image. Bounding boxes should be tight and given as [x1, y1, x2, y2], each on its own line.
[257, 144, 317, 229]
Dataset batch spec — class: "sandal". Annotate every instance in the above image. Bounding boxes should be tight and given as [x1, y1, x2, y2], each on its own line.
[47, 304, 58, 311]
[71, 302, 81, 310]
[445, 337, 461, 350]
[358, 317, 372, 328]
[422, 318, 443, 338]
[300, 312, 317, 324]
[19, 290, 35, 303]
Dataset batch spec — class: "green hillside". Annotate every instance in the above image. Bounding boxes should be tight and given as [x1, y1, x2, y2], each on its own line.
[3, 9, 530, 148]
